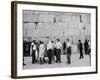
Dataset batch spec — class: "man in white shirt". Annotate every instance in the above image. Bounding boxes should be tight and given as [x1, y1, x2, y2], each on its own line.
[47, 41, 53, 64]
[55, 39, 62, 63]
[51, 41, 56, 62]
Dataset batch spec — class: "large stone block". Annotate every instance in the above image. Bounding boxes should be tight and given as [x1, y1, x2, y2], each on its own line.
[39, 14, 54, 23]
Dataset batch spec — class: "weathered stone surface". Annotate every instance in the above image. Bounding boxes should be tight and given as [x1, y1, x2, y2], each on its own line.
[23, 10, 91, 44]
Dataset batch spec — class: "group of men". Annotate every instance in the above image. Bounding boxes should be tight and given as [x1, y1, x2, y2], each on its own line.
[30, 38, 71, 65]
[77, 39, 91, 59]
[23, 38, 91, 66]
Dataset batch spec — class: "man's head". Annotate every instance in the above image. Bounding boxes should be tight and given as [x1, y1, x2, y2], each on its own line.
[33, 40, 36, 43]
[57, 39, 60, 42]
[67, 38, 69, 42]
[85, 39, 87, 42]
[51, 41, 53, 43]
[79, 40, 81, 42]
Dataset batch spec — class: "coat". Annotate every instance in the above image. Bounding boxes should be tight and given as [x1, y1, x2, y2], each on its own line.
[39, 44, 45, 58]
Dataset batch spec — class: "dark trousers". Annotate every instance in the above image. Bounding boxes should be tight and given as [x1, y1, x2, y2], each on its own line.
[56, 49, 61, 63]
[85, 47, 88, 55]
[79, 50, 84, 58]
[52, 49, 55, 61]
[88, 49, 91, 55]
[32, 50, 36, 63]
[47, 49, 52, 64]
[40, 57, 46, 64]
[54, 48, 57, 61]
[67, 53, 71, 64]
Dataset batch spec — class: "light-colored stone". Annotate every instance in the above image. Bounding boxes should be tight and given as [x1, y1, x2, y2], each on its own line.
[23, 10, 91, 44]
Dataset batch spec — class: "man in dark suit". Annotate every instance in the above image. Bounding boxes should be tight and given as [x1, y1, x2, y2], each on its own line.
[31, 40, 36, 64]
[63, 41, 66, 54]
[84, 39, 89, 55]
[66, 39, 71, 64]
[78, 40, 84, 59]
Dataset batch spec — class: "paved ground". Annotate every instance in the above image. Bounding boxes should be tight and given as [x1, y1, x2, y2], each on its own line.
[23, 53, 91, 69]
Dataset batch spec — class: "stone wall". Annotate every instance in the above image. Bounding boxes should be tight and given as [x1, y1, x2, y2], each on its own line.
[23, 10, 91, 44]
